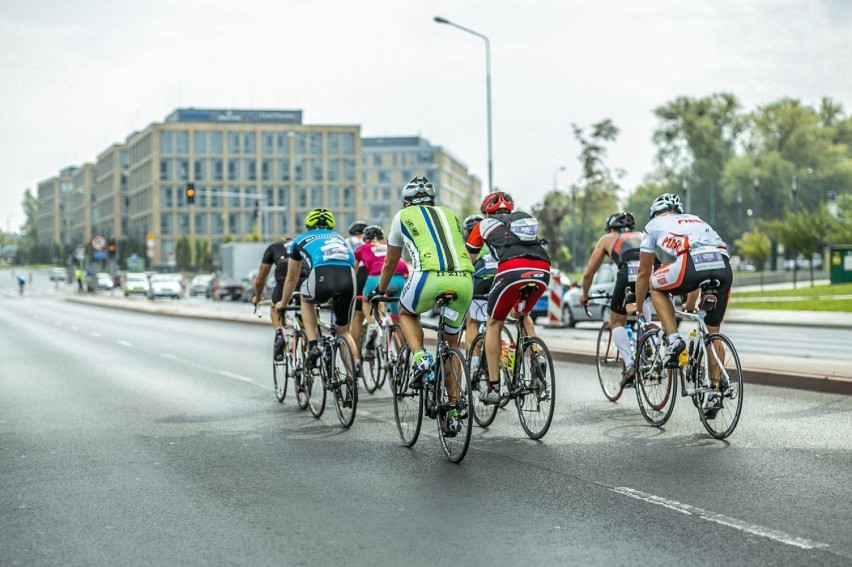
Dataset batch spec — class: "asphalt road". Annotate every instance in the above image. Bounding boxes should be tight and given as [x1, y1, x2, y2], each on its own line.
[2, 289, 851, 566]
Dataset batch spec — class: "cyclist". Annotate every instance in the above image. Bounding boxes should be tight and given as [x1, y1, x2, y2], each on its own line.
[347, 221, 368, 363]
[251, 235, 306, 360]
[466, 190, 551, 404]
[579, 212, 649, 387]
[369, 176, 474, 400]
[634, 193, 733, 415]
[355, 224, 408, 333]
[275, 208, 357, 368]
[462, 213, 496, 373]
[17, 274, 26, 295]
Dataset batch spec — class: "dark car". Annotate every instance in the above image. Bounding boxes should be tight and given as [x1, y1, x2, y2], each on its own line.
[209, 274, 247, 301]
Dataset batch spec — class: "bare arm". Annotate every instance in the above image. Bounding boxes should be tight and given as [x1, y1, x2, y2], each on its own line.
[634, 251, 656, 316]
[376, 245, 403, 294]
[252, 263, 272, 306]
[580, 235, 609, 305]
[275, 258, 302, 309]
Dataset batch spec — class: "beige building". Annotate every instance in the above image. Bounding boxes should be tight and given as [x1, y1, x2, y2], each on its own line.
[361, 136, 481, 228]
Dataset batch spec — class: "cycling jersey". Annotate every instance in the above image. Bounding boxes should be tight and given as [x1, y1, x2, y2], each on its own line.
[467, 211, 550, 264]
[261, 240, 292, 283]
[641, 213, 728, 264]
[387, 205, 474, 273]
[610, 231, 642, 267]
[291, 228, 355, 270]
[354, 241, 409, 277]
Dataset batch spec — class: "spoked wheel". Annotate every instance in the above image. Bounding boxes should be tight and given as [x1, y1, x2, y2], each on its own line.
[359, 330, 381, 394]
[635, 329, 677, 427]
[307, 346, 327, 419]
[293, 331, 309, 410]
[377, 324, 401, 390]
[596, 322, 624, 402]
[497, 325, 515, 409]
[698, 333, 743, 439]
[392, 345, 422, 447]
[467, 333, 497, 427]
[514, 337, 556, 440]
[436, 347, 472, 463]
[332, 337, 358, 428]
[272, 358, 288, 403]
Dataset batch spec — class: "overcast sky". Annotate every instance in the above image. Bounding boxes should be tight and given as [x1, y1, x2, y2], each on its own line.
[1, 0, 850, 234]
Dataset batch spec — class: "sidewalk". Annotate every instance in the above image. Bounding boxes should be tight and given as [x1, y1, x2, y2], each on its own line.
[65, 294, 852, 396]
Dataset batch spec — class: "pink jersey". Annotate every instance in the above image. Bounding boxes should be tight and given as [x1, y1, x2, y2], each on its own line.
[355, 242, 409, 277]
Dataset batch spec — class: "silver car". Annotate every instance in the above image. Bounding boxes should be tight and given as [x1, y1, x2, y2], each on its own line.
[147, 274, 182, 300]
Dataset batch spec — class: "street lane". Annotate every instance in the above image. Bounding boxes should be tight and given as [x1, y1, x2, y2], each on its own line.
[2, 288, 851, 566]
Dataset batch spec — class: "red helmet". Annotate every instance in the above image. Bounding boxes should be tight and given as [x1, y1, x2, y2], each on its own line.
[480, 191, 514, 215]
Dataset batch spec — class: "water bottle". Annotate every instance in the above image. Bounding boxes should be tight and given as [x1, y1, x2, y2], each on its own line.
[626, 325, 635, 354]
[500, 340, 510, 368]
[507, 343, 516, 371]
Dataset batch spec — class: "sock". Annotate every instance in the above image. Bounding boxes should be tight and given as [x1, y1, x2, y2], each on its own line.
[667, 333, 683, 347]
[611, 325, 632, 366]
[275, 327, 283, 335]
[413, 350, 427, 366]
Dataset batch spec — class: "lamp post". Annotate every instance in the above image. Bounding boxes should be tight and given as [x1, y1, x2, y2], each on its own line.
[736, 189, 743, 235]
[552, 165, 566, 191]
[791, 175, 798, 211]
[434, 15, 493, 193]
[681, 176, 690, 213]
[753, 176, 760, 224]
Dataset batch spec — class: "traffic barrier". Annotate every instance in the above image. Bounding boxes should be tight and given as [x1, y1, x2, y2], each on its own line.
[548, 272, 564, 326]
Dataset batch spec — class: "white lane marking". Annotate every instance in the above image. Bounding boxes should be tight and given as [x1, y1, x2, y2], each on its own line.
[90, 331, 101, 338]
[118, 340, 133, 347]
[220, 370, 255, 384]
[611, 487, 828, 550]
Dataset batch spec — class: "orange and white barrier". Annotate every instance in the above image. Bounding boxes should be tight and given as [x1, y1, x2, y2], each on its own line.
[548, 272, 564, 326]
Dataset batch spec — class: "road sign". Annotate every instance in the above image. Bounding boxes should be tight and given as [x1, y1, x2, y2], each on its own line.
[91, 235, 107, 251]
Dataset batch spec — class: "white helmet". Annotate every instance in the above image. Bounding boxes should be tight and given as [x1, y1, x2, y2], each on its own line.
[649, 193, 684, 219]
[401, 176, 435, 206]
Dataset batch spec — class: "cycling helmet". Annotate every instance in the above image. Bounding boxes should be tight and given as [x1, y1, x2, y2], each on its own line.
[401, 176, 436, 206]
[348, 220, 367, 236]
[605, 212, 636, 231]
[649, 193, 683, 219]
[305, 208, 336, 229]
[480, 191, 514, 215]
[463, 214, 484, 233]
[363, 225, 384, 242]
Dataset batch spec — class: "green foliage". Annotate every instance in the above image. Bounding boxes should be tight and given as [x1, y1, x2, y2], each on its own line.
[763, 207, 835, 284]
[175, 235, 192, 269]
[17, 189, 39, 263]
[532, 190, 572, 270]
[194, 238, 212, 271]
[734, 229, 771, 271]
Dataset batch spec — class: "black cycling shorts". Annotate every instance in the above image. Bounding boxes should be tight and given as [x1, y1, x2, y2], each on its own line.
[354, 265, 368, 309]
[300, 265, 356, 326]
[610, 266, 635, 316]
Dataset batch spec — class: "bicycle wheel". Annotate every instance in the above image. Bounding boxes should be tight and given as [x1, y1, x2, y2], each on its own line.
[436, 347, 472, 463]
[596, 322, 624, 402]
[392, 345, 422, 447]
[497, 325, 515, 409]
[698, 333, 743, 439]
[273, 359, 288, 403]
[359, 325, 381, 394]
[307, 345, 327, 419]
[634, 329, 677, 427]
[377, 323, 401, 390]
[467, 332, 498, 427]
[514, 337, 556, 440]
[332, 336, 358, 428]
[292, 330, 310, 410]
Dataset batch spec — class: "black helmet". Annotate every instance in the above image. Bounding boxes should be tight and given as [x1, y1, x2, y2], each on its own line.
[463, 214, 483, 233]
[363, 225, 384, 242]
[348, 220, 368, 236]
[605, 212, 635, 231]
[401, 176, 436, 206]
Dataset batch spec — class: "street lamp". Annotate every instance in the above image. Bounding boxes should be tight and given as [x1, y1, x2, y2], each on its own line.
[552, 165, 566, 191]
[681, 176, 690, 213]
[791, 175, 798, 211]
[434, 15, 493, 193]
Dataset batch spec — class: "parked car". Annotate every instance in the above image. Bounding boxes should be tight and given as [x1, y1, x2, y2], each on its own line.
[209, 274, 246, 301]
[241, 269, 276, 303]
[147, 273, 182, 300]
[124, 272, 150, 297]
[189, 273, 213, 297]
[95, 272, 114, 290]
[49, 267, 67, 282]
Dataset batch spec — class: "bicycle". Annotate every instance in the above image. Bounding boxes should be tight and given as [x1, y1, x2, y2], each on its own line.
[358, 288, 403, 393]
[301, 296, 359, 428]
[584, 290, 659, 403]
[466, 294, 515, 424]
[467, 285, 556, 440]
[372, 292, 472, 463]
[634, 278, 744, 439]
[254, 298, 310, 410]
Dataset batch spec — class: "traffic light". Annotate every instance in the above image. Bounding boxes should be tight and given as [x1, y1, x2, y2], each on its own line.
[107, 238, 117, 258]
[186, 182, 196, 205]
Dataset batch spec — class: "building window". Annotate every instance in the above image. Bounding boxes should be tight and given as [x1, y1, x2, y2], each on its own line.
[228, 159, 239, 181]
[243, 132, 256, 154]
[295, 133, 307, 155]
[160, 160, 171, 181]
[193, 131, 207, 154]
[294, 159, 305, 182]
[312, 160, 323, 182]
[228, 132, 241, 154]
[194, 159, 205, 181]
[418, 151, 433, 164]
[373, 154, 382, 166]
[278, 159, 290, 181]
[343, 133, 355, 154]
[160, 131, 173, 154]
[209, 132, 222, 154]
[228, 212, 240, 234]
[277, 133, 291, 155]
[309, 132, 322, 156]
[328, 160, 339, 182]
[328, 186, 339, 208]
[379, 171, 390, 184]
[328, 133, 340, 155]
[276, 186, 289, 207]
[212, 213, 224, 235]
[175, 131, 189, 154]
[178, 159, 189, 181]
[262, 132, 275, 155]
[212, 159, 223, 181]
[246, 160, 257, 181]
[343, 186, 355, 207]
[178, 213, 189, 234]
[297, 186, 307, 208]
[344, 159, 356, 182]
[160, 213, 172, 235]
[195, 212, 207, 234]
[261, 160, 272, 181]
[229, 187, 242, 207]
[161, 186, 173, 208]
[310, 185, 323, 208]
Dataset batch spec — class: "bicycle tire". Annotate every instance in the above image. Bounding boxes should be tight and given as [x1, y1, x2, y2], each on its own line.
[596, 321, 624, 402]
[377, 323, 401, 390]
[634, 328, 677, 427]
[467, 332, 498, 427]
[392, 345, 422, 447]
[332, 336, 358, 428]
[273, 359, 288, 403]
[497, 325, 515, 409]
[293, 330, 310, 410]
[307, 344, 327, 419]
[697, 333, 743, 439]
[436, 347, 472, 463]
[359, 326, 381, 394]
[515, 336, 555, 440]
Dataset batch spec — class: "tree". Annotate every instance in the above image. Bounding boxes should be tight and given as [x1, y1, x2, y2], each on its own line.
[532, 190, 572, 270]
[194, 238, 212, 271]
[733, 229, 771, 290]
[175, 235, 192, 270]
[18, 189, 39, 263]
[763, 207, 834, 287]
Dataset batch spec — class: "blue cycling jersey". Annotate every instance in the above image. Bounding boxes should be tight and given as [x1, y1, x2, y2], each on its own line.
[291, 228, 354, 270]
